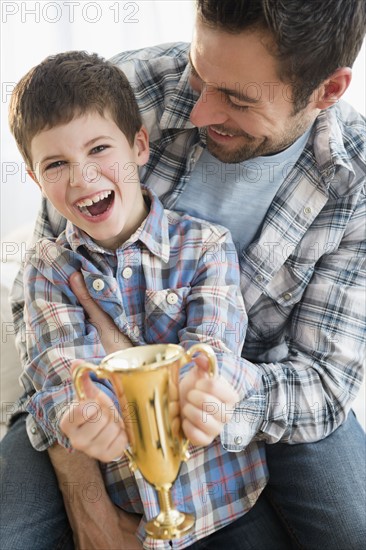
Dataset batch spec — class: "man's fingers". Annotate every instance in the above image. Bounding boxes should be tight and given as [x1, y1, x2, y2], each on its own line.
[69, 272, 109, 323]
[69, 271, 132, 353]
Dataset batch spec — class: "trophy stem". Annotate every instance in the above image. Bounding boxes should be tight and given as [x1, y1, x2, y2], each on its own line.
[145, 484, 195, 540]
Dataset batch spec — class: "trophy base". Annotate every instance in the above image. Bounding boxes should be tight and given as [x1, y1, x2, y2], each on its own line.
[145, 512, 195, 540]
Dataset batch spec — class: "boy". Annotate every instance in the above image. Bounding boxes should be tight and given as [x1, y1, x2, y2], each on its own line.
[9, 51, 259, 548]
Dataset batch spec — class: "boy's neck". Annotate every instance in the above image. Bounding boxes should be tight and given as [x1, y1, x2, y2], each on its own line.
[91, 193, 150, 251]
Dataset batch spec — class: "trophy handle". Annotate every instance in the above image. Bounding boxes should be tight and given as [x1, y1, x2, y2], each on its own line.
[185, 343, 218, 378]
[72, 362, 109, 400]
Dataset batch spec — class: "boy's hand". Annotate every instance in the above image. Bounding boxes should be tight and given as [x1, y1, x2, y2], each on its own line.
[60, 361, 128, 462]
[179, 354, 239, 447]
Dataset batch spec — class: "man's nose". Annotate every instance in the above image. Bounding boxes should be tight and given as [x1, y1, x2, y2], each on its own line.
[69, 162, 100, 187]
[190, 84, 229, 127]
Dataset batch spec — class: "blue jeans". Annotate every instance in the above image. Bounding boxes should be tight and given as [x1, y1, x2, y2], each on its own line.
[1, 412, 365, 549]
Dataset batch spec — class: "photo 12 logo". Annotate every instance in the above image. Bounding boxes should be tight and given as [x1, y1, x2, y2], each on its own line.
[2, 1, 140, 24]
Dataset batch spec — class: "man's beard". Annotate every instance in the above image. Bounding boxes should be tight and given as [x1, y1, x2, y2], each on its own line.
[205, 111, 314, 163]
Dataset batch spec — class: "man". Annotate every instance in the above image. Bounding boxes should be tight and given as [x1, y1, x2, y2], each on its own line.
[1, 1, 365, 548]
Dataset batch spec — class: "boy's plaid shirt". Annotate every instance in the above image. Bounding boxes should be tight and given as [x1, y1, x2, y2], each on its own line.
[18, 188, 266, 549]
[10, 43, 366, 548]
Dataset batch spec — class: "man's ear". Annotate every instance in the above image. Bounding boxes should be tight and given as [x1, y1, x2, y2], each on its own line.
[314, 67, 352, 110]
[135, 126, 150, 166]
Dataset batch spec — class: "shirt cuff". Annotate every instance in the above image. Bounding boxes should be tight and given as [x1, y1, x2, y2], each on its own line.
[220, 393, 266, 451]
[26, 378, 119, 451]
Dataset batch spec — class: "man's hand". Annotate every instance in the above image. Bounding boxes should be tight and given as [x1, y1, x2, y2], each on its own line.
[180, 354, 239, 446]
[48, 444, 142, 550]
[60, 361, 128, 463]
[69, 272, 132, 354]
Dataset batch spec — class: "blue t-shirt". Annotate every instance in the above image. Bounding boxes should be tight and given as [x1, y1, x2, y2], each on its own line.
[175, 128, 311, 257]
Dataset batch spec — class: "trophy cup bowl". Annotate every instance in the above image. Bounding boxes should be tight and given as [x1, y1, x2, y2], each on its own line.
[72, 343, 217, 540]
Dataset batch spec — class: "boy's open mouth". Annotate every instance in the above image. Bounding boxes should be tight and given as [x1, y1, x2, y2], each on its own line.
[75, 190, 114, 217]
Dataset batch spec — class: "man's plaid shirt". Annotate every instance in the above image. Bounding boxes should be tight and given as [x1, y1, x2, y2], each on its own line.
[10, 43, 366, 548]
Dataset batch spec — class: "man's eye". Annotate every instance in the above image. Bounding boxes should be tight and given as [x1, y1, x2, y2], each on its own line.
[225, 94, 249, 111]
[91, 145, 109, 154]
[225, 95, 250, 111]
[45, 160, 66, 171]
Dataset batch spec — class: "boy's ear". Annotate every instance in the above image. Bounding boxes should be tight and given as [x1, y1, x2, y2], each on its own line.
[26, 167, 41, 189]
[135, 126, 150, 166]
[314, 67, 352, 110]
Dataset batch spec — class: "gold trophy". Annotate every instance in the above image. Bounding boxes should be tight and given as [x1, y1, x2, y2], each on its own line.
[72, 343, 217, 540]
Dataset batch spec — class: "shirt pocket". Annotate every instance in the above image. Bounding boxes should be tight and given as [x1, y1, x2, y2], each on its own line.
[144, 287, 190, 344]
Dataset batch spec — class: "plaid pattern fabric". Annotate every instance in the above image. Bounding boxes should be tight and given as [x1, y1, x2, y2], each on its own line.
[9, 43, 366, 548]
[20, 188, 267, 548]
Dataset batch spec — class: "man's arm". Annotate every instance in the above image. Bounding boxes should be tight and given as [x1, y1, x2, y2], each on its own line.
[48, 444, 142, 550]
[48, 273, 142, 550]
[224, 192, 366, 449]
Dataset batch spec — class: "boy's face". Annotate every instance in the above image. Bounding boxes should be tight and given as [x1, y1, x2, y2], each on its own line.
[29, 112, 149, 249]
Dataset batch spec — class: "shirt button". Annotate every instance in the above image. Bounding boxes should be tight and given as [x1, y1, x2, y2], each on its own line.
[166, 292, 178, 305]
[92, 279, 105, 291]
[30, 426, 37, 434]
[122, 267, 133, 279]
[234, 436, 243, 445]
[304, 206, 312, 215]
[255, 274, 264, 283]
[283, 292, 292, 301]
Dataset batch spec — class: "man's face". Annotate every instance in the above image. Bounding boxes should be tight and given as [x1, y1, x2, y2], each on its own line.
[189, 18, 320, 163]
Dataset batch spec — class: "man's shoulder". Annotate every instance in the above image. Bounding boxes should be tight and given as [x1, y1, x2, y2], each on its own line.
[310, 101, 366, 196]
[331, 102, 366, 185]
[332, 101, 366, 139]
[110, 42, 189, 63]
[110, 42, 189, 81]
[110, 43, 191, 134]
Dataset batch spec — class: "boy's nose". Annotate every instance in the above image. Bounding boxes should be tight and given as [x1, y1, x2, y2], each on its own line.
[190, 86, 229, 128]
[69, 162, 100, 187]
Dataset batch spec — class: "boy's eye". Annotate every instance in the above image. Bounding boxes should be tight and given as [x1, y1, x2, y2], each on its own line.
[45, 160, 66, 171]
[90, 144, 109, 154]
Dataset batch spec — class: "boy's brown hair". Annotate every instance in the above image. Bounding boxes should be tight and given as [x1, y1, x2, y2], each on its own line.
[9, 51, 142, 169]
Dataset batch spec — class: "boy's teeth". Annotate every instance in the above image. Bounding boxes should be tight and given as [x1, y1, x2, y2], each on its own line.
[76, 190, 112, 208]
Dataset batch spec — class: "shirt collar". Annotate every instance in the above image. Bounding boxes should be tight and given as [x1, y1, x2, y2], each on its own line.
[312, 103, 355, 183]
[137, 186, 170, 262]
[65, 186, 170, 262]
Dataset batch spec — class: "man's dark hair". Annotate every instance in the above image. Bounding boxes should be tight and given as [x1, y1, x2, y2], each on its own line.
[9, 51, 142, 169]
[196, 0, 366, 111]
